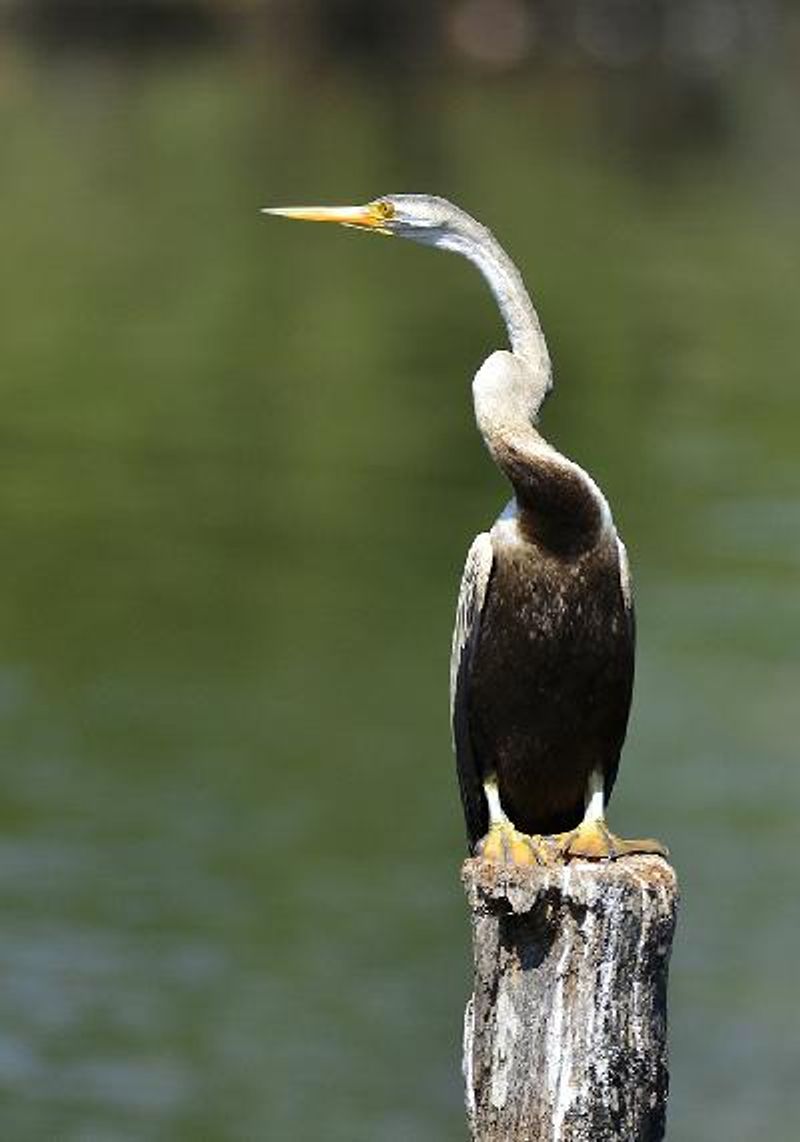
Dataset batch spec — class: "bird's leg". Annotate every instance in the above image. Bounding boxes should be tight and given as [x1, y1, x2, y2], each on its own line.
[554, 770, 668, 861]
[476, 777, 549, 866]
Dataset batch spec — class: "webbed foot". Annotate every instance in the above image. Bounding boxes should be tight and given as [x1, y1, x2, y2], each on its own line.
[553, 819, 668, 862]
[477, 822, 550, 867]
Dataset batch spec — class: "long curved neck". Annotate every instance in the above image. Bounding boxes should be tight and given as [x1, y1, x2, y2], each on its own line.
[429, 207, 610, 552]
[471, 351, 610, 553]
[437, 220, 552, 408]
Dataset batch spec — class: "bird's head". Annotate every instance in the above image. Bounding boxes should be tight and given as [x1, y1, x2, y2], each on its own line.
[262, 194, 479, 249]
[263, 191, 550, 396]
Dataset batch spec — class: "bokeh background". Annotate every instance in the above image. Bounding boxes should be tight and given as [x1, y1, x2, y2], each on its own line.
[0, 2, 798, 1139]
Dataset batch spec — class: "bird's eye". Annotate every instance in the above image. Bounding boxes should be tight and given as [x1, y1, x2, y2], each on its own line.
[375, 200, 395, 220]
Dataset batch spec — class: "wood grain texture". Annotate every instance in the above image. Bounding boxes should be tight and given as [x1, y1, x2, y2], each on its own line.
[462, 854, 678, 1142]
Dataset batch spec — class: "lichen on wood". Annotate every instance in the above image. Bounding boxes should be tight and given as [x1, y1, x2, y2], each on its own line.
[462, 854, 678, 1142]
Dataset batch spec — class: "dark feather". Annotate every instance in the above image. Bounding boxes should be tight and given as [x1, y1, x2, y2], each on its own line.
[450, 532, 494, 848]
[451, 496, 635, 851]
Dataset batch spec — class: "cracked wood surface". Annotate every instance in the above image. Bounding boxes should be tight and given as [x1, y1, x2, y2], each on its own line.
[462, 854, 678, 1142]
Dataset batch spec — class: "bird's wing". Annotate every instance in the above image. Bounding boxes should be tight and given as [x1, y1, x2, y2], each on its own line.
[617, 535, 636, 645]
[600, 534, 637, 803]
[450, 531, 494, 851]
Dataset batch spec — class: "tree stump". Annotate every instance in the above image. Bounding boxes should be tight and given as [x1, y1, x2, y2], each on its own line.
[462, 854, 678, 1142]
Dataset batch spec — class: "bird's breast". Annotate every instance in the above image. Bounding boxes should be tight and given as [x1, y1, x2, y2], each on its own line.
[467, 529, 634, 834]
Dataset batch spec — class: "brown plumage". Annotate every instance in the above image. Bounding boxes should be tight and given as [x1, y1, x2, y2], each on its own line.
[453, 504, 634, 850]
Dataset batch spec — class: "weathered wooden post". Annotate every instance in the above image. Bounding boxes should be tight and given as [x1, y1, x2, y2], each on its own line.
[462, 854, 678, 1142]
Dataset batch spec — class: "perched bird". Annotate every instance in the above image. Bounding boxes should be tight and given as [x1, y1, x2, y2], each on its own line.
[264, 195, 664, 864]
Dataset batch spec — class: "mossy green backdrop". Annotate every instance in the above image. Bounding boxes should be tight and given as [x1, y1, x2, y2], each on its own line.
[1, 16, 798, 1140]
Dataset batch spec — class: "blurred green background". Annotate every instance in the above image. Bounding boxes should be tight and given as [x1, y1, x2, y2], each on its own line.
[0, 2, 798, 1139]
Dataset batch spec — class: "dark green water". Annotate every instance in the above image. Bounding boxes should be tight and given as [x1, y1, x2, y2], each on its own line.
[1, 46, 798, 1140]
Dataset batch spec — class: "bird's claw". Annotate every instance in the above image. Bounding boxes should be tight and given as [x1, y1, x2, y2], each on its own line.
[552, 819, 668, 862]
[477, 822, 552, 867]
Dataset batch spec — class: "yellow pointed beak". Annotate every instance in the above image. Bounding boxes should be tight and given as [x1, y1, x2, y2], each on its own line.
[261, 201, 393, 233]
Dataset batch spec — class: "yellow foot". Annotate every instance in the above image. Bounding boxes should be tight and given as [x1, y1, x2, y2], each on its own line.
[476, 822, 550, 867]
[553, 819, 668, 862]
